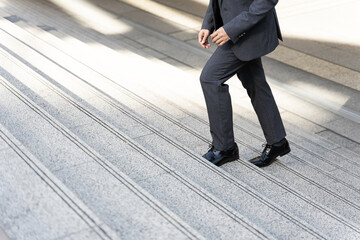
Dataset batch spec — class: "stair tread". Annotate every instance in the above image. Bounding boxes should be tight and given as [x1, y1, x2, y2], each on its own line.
[0, 69, 203, 239]
[0, 124, 118, 240]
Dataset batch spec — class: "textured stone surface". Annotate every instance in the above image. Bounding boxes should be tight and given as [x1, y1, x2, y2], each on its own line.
[281, 111, 326, 134]
[323, 117, 360, 143]
[53, 161, 192, 240]
[0, 81, 200, 239]
[136, 172, 268, 240]
[290, 133, 360, 172]
[265, 161, 360, 204]
[0, 87, 91, 172]
[0, 145, 102, 240]
[333, 145, 360, 160]
[134, 133, 322, 239]
[223, 161, 360, 232]
[69, 123, 166, 182]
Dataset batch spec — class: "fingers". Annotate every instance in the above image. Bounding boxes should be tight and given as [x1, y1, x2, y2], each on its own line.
[211, 32, 220, 44]
[198, 31, 204, 44]
[211, 34, 223, 46]
[198, 29, 210, 48]
[211, 27, 229, 46]
[203, 42, 211, 48]
[217, 40, 226, 46]
[201, 32, 209, 44]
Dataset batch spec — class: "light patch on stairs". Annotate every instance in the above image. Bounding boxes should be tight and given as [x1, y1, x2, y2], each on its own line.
[268, 45, 360, 92]
[48, 0, 132, 35]
[119, 0, 202, 28]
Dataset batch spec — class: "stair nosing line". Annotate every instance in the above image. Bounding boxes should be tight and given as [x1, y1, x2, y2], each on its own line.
[0, 127, 116, 240]
[0, 77, 203, 240]
[239, 161, 360, 231]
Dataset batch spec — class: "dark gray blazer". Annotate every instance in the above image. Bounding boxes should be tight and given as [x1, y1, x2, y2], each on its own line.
[202, 0, 282, 61]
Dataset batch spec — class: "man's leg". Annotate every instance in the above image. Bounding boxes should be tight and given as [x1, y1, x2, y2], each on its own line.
[200, 43, 246, 151]
[237, 58, 290, 167]
[236, 58, 286, 144]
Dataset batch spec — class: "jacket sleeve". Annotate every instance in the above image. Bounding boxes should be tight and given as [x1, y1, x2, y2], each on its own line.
[201, 3, 215, 32]
[223, 0, 278, 43]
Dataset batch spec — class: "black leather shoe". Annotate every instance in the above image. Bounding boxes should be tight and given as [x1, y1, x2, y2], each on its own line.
[202, 144, 239, 166]
[250, 138, 290, 167]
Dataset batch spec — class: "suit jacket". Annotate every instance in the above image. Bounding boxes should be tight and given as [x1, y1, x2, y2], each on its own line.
[202, 0, 282, 61]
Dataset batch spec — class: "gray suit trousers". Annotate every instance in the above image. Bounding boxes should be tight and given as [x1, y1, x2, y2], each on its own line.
[200, 42, 286, 151]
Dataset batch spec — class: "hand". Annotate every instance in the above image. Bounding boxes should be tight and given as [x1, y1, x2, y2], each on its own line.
[198, 29, 211, 49]
[211, 27, 230, 46]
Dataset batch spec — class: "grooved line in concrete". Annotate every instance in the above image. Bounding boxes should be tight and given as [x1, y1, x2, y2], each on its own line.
[0, 77, 202, 240]
[0, 126, 113, 240]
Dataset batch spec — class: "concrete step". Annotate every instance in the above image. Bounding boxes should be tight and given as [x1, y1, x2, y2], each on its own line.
[0, 76, 206, 240]
[2, 12, 360, 240]
[0, 123, 119, 240]
[4, 0, 359, 159]
[0, 37, 209, 239]
[0, 21, 275, 240]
